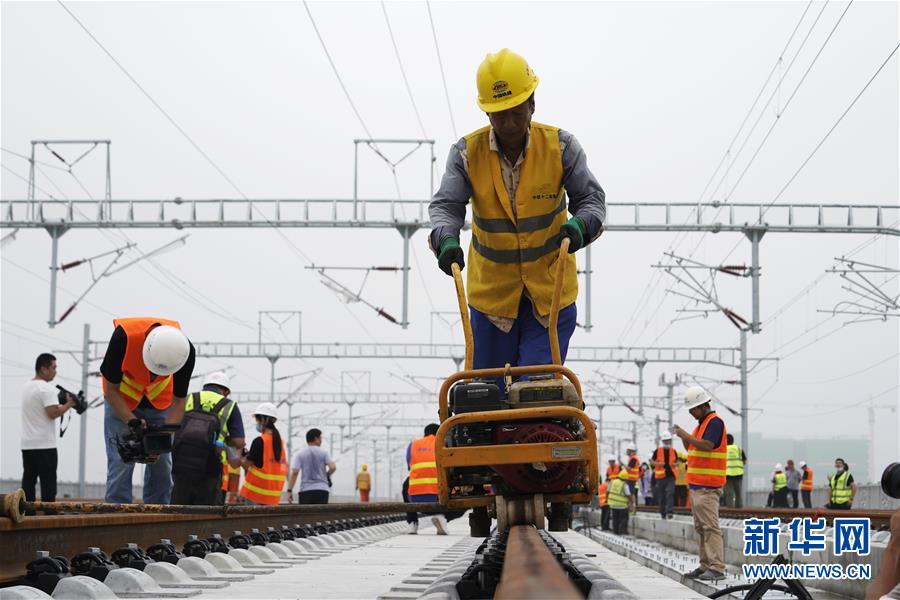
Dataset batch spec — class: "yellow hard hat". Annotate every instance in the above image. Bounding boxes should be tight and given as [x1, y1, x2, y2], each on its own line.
[617, 470, 628, 480]
[361, 464, 367, 471]
[476, 49, 539, 113]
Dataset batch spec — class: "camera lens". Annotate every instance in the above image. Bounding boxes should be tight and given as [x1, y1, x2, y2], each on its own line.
[881, 462, 900, 499]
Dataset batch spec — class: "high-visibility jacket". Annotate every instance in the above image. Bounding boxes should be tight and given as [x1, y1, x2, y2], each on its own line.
[653, 447, 677, 479]
[675, 459, 687, 485]
[408, 435, 438, 496]
[773, 472, 787, 491]
[607, 479, 628, 508]
[598, 481, 609, 506]
[726, 444, 745, 477]
[686, 412, 727, 488]
[239, 432, 287, 505]
[102, 317, 181, 410]
[185, 390, 235, 442]
[356, 471, 371, 491]
[829, 470, 852, 505]
[625, 456, 639, 481]
[801, 467, 814, 491]
[465, 122, 578, 318]
[606, 464, 621, 480]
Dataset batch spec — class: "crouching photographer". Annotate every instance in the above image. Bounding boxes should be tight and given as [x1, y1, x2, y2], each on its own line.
[20, 353, 77, 511]
[101, 318, 195, 505]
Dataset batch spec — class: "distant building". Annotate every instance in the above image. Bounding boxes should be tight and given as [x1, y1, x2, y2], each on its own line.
[742, 433, 868, 491]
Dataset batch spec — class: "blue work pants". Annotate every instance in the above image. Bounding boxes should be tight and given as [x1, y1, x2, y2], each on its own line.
[104, 401, 173, 504]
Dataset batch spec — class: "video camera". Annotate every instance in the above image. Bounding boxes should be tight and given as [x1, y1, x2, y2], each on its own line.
[116, 421, 181, 464]
[56, 385, 87, 415]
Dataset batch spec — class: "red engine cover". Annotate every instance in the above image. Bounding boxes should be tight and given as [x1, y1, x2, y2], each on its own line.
[492, 422, 579, 494]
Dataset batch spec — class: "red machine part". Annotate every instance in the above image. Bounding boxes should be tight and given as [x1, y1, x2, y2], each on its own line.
[492, 422, 579, 493]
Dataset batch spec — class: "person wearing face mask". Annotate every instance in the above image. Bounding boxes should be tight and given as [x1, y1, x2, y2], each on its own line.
[428, 49, 606, 392]
[650, 432, 678, 519]
[827, 457, 856, 510]
[238, 403, 288, 505]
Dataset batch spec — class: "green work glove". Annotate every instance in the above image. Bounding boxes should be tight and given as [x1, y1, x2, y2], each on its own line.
[559, 216, 586, 253]
[438, 236, 464, 277]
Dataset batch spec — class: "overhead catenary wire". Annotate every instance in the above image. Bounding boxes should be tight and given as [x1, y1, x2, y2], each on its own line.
[425, 0, 457, 140]
[381, 2, 428, 139]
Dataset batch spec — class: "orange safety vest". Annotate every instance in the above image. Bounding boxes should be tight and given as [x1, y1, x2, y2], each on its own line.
[606, 464, 621, 480]
[598, 481, 609, 506]
[686, 412, 727, 488]
[222, 462, 240, 493]
[408, 435, 438, 496]
[653, 447, 677, 479]
[801, 467, 814, 491]
[240, 432, 287, 505]
[626, 456, 640, 481]
[101, 317, 181, 411]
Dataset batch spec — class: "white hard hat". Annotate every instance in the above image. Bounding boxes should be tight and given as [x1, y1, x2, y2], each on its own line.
[204, 371, 231, 392]
[660, 431, 672, 441]
[684, 386, 711, 410]
[799, 460, 807, 468]
[626, 444, 636, 452]
[774, 463, 783, 470]
[142, 325, 190, 376]
[252, 402, 279, 420]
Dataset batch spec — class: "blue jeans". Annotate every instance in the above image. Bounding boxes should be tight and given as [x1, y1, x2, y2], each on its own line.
[470, 295, 578, 391]
[104, 402, 173, 504]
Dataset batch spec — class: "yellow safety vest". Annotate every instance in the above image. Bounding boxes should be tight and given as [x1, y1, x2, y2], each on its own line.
[607, 479, 628, 508]
[773, 472, 787, 491]
[464, 122, 578, 318]
[357, 471, 371, 491]
[830, 471, 852, 505]
[726, 445, 744, 476]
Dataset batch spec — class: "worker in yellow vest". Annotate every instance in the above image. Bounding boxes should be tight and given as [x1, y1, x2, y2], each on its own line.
[724, 433, 746, 509]
[428, 48, 606, 380]
[597, 478, 610, 531]
[826, 457, 856, 510]
[799, 460, 814, 508]
[356, 464, 372, 502]
[771, 463, 789, 508]
[607, 471, 633, 535]
[674, 386, 728, 581]
[674, 453, 688, 507]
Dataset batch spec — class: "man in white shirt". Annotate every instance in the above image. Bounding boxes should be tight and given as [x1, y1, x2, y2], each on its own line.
[286, 428, 336, 504]
[21, 353, 75, 508]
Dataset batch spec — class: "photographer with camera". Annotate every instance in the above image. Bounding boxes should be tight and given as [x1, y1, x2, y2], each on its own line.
[20, 353, 77, 510]
[101, 318, 195, 505]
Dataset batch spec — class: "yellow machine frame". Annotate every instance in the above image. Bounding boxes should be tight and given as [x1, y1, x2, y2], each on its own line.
[434, 238, 600, 509]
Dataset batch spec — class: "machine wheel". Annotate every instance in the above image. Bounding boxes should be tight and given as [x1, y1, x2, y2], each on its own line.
[547, 502, 571, 532]
[469, 506, 491, 537]
[496, 494, 546, 531]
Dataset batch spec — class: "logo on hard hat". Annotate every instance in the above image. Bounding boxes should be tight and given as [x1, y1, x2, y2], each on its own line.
[492, 80, 512, 99]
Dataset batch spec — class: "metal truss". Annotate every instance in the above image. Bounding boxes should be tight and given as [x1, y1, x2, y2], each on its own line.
[819, 257, 899, 322]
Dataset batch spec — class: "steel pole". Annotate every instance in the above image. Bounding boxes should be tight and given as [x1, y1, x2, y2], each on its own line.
[372, 439, 378, 500]
[595, 405, 603, 463]
[745, 227, 765, 334]
[47, 227, 62, 327]
[399, 227, 411, 329]
[740, 328, 749, 507]
[287, 402, 293, 460]
[386, 425, 392, 500]
[636, 359, 647, 414]
[78, 323, 89, 498]
[666, 383, 674, 431]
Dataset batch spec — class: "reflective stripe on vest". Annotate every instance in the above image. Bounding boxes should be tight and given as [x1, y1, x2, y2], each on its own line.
[186, 390, 234, 444]
[240, 432, 287, 505]
[408, 435, 438, 496]
[626, 457, 639, 481]
[773, 472, 787, 491]
[607, 479, 628, 508]
[686, 412, 727, 488]
[801, 468, 814, 491]
[653, 447, 677, 479]
[464, 123, 578, 319]
[830, 471, 852, 504]
[726, 444, 745, 476]
[598, 481, 608, 505]
[102, 317, 181, 411]
[606, 464, 621, 480]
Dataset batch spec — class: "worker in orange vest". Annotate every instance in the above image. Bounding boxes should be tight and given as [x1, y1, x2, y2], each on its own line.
[239, 403, 288, 505]
[799, 461, 814, 508]
[624, 445, 640, 495]
[356, 465, 372, 502]
[403, 424, 465, 535]
[605, 459, 621, 481]
[650, 431, 678, 519]
[598, 477, 611, 531]
[674, 386, 727, 582]
[101, 317, 194, 504]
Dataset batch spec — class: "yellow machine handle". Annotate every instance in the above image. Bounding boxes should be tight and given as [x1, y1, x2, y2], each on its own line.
[549, 237, 569, 374]
[451, 262, 474, 371]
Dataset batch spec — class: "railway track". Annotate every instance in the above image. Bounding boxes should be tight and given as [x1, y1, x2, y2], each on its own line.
[634, 504, 896, 529]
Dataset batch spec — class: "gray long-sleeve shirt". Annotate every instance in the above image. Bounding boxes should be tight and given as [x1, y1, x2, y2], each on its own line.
[428, 127, 606, 254]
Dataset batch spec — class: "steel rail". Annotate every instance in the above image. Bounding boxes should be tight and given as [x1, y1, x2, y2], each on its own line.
[494, 525, 583, 600]
[634, 505, 895, 528]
